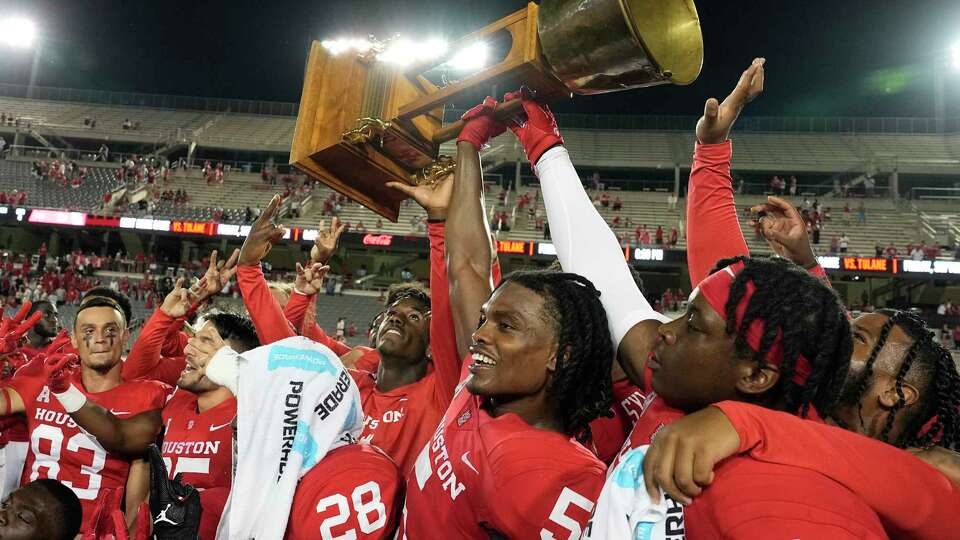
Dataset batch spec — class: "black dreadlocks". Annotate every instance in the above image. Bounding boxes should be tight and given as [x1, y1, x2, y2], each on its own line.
[712, 256, 853, 418]
[837, 309, 960, 450]
[494, 270, 615, 441]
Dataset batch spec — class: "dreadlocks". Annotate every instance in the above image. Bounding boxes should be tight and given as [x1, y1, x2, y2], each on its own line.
[712, 256, 853, 417]
[495, 270, 614, 441]
[837, 309, 960, 450]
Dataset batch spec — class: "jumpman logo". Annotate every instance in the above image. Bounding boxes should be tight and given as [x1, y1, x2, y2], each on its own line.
[154, 503, 179, 526]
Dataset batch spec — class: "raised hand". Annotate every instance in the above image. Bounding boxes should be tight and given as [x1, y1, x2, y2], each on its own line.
[696, 58, 765, 144]
[42, 353, 79, 393]
[386, 172, 453, 221]
[294, 262, 330, 296]
[238, 194, 286, 266]
[457, 96, 506, 151]
[148, 444, 203, 540]
[503, 86, 563, 165]
[641, 406, 741, 505]
[183, 323, 225, 369]
[752, 195, 818, 268]
[160, 278, 198, 319]
[43, 329, 73, 355]
[193, 249, 241, 302]
[310, 217, 346, 265]
[0, 302, 42, 354]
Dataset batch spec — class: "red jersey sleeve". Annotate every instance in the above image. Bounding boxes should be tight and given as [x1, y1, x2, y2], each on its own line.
[123, 309, 179, 382]
[427, 221, 460, 406]
[236, 265, 296, 345]
[686, 141, 749, 288]
[286, 290, 353, 356]
[714, 401, 960, 540]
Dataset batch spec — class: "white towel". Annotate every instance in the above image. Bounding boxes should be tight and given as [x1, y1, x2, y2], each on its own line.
[206, 336, 364, 540]
[584, 445, 686, 540]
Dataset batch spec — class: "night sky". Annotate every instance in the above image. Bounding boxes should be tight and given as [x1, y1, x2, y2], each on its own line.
[1, 0, 959, 117]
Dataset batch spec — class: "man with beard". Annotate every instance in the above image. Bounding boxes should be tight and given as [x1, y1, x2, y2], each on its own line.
[0, 297, 168, 531]
[46, 309, 259, 540]
[18, 301, 61, 356]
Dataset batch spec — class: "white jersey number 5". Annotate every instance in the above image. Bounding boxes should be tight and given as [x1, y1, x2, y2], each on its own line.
[541, 487, 595, 540]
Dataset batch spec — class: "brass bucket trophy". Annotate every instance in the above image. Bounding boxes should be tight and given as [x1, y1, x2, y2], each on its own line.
[290, 0, 704, 221]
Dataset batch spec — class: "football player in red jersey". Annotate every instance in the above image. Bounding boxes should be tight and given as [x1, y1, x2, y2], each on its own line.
[16, 301, 61, 357]
[48, 310, 259, 540]
[234, 192, 463, 476]
[397, 98, 616, 540]
[0, 296, 169, 532]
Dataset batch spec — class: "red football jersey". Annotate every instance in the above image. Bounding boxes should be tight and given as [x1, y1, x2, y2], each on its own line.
[160, 387, 235, 491]
[609, 393, 685, 471]
[285, 443, 402, 540]
[9, 370, 169, 530]
[351, 365, 448, 477]
[586, 378, 646, 464]
[398, 380, 607, 540]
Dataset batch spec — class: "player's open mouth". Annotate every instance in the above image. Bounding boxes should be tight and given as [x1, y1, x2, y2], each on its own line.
[469, 349, 497, 371]
[382, 328, 403, 339]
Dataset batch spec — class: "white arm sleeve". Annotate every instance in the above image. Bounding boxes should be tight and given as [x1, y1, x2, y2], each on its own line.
[536, 146, 668, 349]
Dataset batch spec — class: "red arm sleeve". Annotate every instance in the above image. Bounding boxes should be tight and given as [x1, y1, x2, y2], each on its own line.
[428, 221, 461, 405]
[686, 141, 750, 288]
[159, 303, 197, 358]
[123, 309, 177, 382]
[284, 288, 311, 331]
[236, 265, 296, 345]
[286, 290, 353, 356]
[714, 401, 960, 540]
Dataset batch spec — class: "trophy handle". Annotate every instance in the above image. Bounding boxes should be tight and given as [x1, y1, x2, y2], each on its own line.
[432, 98, 525, 144]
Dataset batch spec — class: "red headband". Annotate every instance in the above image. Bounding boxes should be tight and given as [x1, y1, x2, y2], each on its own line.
[695, 262, 812, 385]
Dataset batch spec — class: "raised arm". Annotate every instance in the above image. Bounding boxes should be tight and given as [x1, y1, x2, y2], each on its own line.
[446, 98, 502, 358]
[686, 59, 764, 287]
[387, 173, 461, 398]
[46, 354, 163, 455]
[123, 280, 190, 383]
[237, 195, 297, 345]
[506, 90, 665, 378]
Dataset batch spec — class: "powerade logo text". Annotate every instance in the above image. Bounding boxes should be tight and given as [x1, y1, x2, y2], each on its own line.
[278, 380, 303, 480]
[314, 370, 352, 421]
[268, 345, 339, 376]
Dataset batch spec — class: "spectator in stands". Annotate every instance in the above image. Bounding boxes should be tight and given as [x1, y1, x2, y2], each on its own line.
[400, 267, 414, 282]
[600, 191, 610, 208]
[789, 175, 797, 195]
[912, 241, 926, 260]
[0, 136, 5, 159]
[875, 242, 883, 258]
[864, 175, 876, 197]
[612, 196, 622, 211]
[811, 221, 821, 245]
[655, 225, 664, 245]
[829, 235, 840, 254]
[611, 215, 621, 228]
[669, 227, 679, 247]
[543, 220, 551, 240]
[839, 232, 850, 253]
[841, 179, 851, 197]
[667, 192, 678, 212]
[121, 118, 132, 130]
[736, 179, 744, 194]
[885, 243, 898, 258]
[335, 317, 346, 341]
[592, 171, 601, 191]
[857, 202, 867, 225]
[954, 324, 960, 351]
[356, 220, 367, 233]
[842, 202, 851, 225]
[955, 243, 960, 260]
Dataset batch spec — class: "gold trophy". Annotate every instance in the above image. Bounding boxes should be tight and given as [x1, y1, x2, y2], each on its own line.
[290, 0, 703, 221]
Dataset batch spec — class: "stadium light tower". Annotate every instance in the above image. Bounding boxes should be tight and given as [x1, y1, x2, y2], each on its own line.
[951, 40, 960, 71]
[0, 17, 40, 99]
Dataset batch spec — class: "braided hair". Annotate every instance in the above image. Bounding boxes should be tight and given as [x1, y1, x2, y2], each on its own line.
[711, 256, 852, 417]
[494, 270, 614, 441]
[836, 309, 960, 450]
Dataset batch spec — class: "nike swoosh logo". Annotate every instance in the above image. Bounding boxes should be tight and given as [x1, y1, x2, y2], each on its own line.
[209, 422, 232, 432]
[109, 409, 130, 415]
[460, 451, 479, 474]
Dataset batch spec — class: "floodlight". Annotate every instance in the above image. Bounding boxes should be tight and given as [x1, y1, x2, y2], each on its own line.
[321, 37, 373, 56]
[377, 37, 448, 66]
[950, 40, 960, 71]
[0, 17, 36, 49]
[449, 42, 488, 71]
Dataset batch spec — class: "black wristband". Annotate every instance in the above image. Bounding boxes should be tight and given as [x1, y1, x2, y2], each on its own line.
[427, 218, 446, 224]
